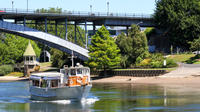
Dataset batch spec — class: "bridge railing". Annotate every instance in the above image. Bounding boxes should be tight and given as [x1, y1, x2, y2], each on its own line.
[0, 8, 153, 19]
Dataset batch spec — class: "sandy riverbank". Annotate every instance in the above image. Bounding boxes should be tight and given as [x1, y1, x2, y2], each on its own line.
[0, 76, 28, 81]
[92, 76, 200, 84]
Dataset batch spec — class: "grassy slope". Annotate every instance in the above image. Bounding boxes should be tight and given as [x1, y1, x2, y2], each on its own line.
[168, 54, 195, 63]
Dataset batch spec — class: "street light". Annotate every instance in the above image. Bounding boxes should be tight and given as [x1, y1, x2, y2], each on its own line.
[12, 0, 14, 11]
[107, 2, 109, 16]
[90, 5, 92, 14]
[27, 0, 28, 12]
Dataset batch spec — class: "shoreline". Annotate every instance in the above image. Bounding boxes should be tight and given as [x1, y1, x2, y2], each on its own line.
[0, 76, 29, 81]
[92, 76, 200, 84]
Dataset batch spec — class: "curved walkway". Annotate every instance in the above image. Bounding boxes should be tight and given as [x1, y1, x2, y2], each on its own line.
[160, 63, 200, 78]
[0, 20, 89, 60]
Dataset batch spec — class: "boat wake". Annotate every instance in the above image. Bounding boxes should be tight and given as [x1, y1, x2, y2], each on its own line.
[81, 97, 99, 105]
[31, 97, 99, 105]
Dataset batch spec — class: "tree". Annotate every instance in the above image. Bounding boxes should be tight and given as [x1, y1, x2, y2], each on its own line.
[87, 25, 121, 73]
[189, 37, 200, 54]
[116, 24, 149, 68]
[154, 0, 200, 49]
[0, 34, 41, 65]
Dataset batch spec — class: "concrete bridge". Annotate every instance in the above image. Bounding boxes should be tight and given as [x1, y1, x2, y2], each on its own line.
[0, 8, 154, 60]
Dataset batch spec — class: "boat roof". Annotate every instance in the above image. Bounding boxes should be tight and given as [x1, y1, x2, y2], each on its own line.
[30, 72, 63, 80]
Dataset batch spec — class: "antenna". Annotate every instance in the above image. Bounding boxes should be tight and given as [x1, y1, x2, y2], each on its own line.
[68, 51, 77, 67]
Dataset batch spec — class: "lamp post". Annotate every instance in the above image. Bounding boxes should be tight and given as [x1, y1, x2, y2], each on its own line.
[90, 5, 92, 14]
[12, 0, 14, 11]
[27, 0, 28, 12]
[107, 1, 109, 16]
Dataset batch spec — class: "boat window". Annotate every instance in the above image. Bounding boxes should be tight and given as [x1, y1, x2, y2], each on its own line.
[71, 69, 76, 76]
[32, 80, 39, 87]
[77, 69, 82, 75]
[40, 80, 48, 88]
[51, 80, 59, 87]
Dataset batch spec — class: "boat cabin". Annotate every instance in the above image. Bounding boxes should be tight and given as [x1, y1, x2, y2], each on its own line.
[30, 72, 64, 88]
[60, 66, 91, 87]
[30, 66, 91, 88]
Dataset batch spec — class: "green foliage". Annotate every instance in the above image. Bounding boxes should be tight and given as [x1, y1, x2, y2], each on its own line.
[50, 48, 70, 68]
[0, 65, 14, 76]
[0, 34, 41, 65]
[116, 24, 149, 68]
[87, 25, 121, 70]
[154, 0, 200, 48]
[186, 54, 200, 64]
[144, 27, 156, 37]
[149, 53, 164, 68]
[166, 58, 177, 68]
[189, 37, 200, 53]
[138, 53, 178, 68]
[168, 54, 195, 62]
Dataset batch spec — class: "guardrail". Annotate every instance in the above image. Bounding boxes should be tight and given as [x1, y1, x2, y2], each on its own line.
[0, 8, 153, 18]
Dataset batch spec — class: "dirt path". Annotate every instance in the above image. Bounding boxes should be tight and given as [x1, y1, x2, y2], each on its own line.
[160, 63, 200, 78]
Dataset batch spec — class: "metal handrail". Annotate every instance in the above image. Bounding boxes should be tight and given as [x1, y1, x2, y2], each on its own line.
[0, 8, 153, 18]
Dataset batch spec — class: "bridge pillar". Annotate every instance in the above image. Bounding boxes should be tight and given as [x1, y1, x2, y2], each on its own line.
[65, 18, 68, 40]
[23, 17, 26, 27]
[85, 21, 88, 48]
[126, 26, 129, 36]
[45, 18, 47, 33]
[75, 21, 77, 43]
[55, 20, 58, 36]
[93, 22, 96, 35]
[35, 20, 38, 29]
[14, 19, 17, 24]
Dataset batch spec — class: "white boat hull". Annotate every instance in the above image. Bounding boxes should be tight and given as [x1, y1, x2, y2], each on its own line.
[30, 85, 92, 101]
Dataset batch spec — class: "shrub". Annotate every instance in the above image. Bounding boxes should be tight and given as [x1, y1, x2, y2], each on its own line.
[166, 59, 178, 68]
[138, 59, 151, 67]
[0, 65, 14, 76]
[186, 54, 200, 64]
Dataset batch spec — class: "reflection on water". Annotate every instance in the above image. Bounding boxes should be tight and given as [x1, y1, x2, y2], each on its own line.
[1, 81, 200, 112]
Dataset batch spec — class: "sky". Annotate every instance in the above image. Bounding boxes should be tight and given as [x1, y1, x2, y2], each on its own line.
[0, 0, 156, 14]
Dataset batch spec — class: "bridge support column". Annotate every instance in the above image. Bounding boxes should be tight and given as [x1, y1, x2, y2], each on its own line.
[14, 19, 17, 24]
[23, 17, 26, 27]
[35, 20, 38, 29]
[23, 17, 26, 31]
[93, 22, 96, 35]
[55, 20, 58, 36]
[65, 18, 68, 40]
[45, 18, 47, 33]
[126, 26, 129, 36]
[85, 21, 88, 48]
[75, 21, 77, 43]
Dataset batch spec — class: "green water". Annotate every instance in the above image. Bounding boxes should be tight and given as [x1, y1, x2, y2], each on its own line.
[0, 81, 200, 112]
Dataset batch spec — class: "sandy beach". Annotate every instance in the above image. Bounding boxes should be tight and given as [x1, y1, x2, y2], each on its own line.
[92, 63, 200, 84]
[0, 76, 28, 81]
[92, 76, 200, 84]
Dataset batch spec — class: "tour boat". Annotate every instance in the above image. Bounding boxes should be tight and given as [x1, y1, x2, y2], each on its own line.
[29, 64, 92, 101]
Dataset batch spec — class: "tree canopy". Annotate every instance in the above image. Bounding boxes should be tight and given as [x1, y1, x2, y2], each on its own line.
[116, 24, 149, 68]
[154, 0, 200, 48]
[87, 25, 121, 70]
[0, 34, 41, 65]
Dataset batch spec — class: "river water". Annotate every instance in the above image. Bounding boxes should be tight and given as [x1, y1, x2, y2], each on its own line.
[0, 81, 200, 112]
